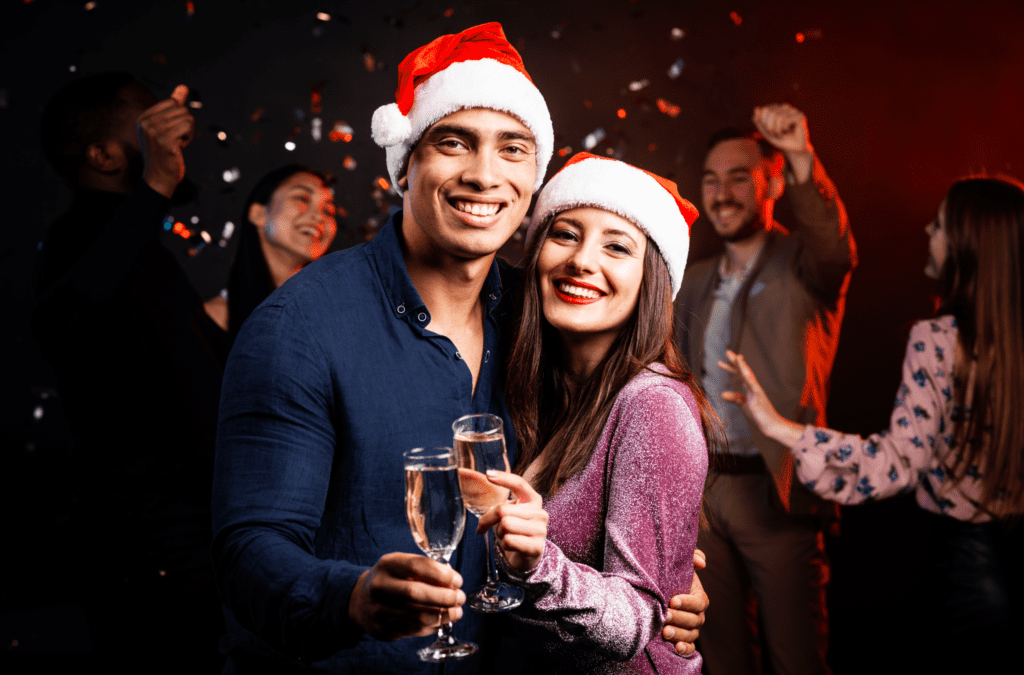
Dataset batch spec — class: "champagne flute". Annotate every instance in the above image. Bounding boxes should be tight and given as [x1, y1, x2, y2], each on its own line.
[452, 414, 525, 612]
[404, 446, 477, 662]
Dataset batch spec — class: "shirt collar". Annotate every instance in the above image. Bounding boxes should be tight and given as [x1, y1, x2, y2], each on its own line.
[370, 211, 507, 327]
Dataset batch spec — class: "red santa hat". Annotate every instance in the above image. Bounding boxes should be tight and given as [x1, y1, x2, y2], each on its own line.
[527, 152, 699, 298]
[371, 22, 554, 194]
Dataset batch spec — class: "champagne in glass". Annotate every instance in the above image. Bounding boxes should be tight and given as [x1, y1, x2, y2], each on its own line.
[404, 447, 477, 662]
[452, 414, 525, 613]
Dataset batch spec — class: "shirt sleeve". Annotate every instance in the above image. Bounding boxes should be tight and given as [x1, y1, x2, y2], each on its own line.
[212, 302, 366, 661]
[788, 156, 857, 304]
[791, 320, 952, 504]
[502, 383, 707, 666]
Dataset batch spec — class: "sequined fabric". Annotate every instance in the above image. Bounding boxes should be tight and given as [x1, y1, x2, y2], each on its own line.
[497, 367, 708, 673]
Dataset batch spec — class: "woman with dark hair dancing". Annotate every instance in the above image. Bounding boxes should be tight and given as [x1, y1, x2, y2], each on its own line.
[203, 164, 337, 336]
[478, 153, 720, 673]
[719, 175, 1024, 672]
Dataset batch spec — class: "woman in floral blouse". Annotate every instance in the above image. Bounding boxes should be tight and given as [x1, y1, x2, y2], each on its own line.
[719, 175, 1024, 672]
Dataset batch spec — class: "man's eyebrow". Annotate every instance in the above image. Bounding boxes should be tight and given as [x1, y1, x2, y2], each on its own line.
[288, 185, 315, 194]
[423, 123, 478, 141]
[498, 129, 536, 145]
[422, 124, 536, 145]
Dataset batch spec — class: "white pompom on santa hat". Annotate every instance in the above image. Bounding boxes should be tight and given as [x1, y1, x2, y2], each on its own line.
[527, 152, 699, 299]
[370, 22, 554, 194]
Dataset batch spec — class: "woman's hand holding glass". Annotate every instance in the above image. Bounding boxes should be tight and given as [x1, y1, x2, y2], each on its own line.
[476, 471, 548, 574]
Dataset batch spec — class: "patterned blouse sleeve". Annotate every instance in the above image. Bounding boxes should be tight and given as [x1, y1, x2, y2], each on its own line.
[791, 319, 955, 505]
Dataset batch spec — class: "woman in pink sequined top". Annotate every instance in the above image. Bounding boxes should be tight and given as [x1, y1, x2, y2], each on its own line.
[478, 153, 720, 673]
[718, 175, 1024, 672]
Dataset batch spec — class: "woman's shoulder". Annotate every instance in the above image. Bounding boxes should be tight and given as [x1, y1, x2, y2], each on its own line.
[617, 365, 699, 418]
[907, 315, 958, 355]
[909, 315, 958, 340]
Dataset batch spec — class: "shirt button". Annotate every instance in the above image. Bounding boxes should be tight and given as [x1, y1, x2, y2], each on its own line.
[484, 350, 490, 363]
[455, 351, 463, 360]
[417, 312, 427, 322]
[489, 293, 497, 300]
[396, 304, 406, 315]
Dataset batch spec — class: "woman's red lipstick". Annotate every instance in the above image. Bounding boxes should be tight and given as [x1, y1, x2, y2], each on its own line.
[553, 277, 605, 305]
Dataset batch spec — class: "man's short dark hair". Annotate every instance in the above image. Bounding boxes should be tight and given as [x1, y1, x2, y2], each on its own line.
[40, 72, 140, 180]
[706, 127, 784, 176]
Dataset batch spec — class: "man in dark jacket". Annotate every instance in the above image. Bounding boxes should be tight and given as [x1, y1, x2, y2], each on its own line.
[35, 73, 226, 673]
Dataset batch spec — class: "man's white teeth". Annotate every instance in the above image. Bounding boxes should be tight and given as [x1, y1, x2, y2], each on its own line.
[558, 281, 602, 299]
[455, 201, 500, 217]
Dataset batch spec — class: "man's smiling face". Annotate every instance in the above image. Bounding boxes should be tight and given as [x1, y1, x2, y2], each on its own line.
[400, 107, 537, 262]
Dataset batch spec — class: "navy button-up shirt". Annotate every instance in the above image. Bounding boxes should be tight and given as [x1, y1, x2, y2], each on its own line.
[213, 212, 517, 673]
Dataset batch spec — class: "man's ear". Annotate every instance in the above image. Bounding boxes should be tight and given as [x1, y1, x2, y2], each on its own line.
[248, 202, 268, 228]
[85, 141, 126, 174]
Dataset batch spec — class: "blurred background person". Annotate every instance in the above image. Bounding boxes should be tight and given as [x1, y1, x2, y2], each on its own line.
[674, 104, 855, 675]
[34, 72, 335, 672]
[718, 175, 1024, 675]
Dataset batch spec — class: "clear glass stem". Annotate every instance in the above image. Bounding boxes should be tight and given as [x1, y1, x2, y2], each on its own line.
[483, 526, 499, 589]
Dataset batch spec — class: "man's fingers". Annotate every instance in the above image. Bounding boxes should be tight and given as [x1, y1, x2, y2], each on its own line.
[693, 549, 706, 570]
[171, 84, 189, 106]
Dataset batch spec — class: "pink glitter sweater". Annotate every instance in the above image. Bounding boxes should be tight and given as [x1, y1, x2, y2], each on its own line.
[498, 367, 708, 674]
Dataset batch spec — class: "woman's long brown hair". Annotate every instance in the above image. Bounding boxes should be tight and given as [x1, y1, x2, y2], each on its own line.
[937, 176, 1024, 518]
[506, 214, 723, 499]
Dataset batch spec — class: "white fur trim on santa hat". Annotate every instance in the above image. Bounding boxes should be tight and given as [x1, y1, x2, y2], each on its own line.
[372, 58, 553, 194]
[528, 158, 693, 298]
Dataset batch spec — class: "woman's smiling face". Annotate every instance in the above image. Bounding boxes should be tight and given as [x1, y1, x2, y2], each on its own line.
[537, 206, 647, 357]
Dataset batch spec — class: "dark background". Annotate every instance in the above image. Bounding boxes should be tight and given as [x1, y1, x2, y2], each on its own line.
[2, 0, 1022, 669]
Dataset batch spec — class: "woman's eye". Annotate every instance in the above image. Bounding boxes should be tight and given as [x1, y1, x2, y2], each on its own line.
[549, 229, 576, 241]
[607, 243, 631, 255]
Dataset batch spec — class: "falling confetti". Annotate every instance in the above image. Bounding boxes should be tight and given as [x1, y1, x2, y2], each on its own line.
[186, 2, 194, 19]
[284, 141, 296, 151]
[671, 27, 685, 40]
[729, 11, 742, 26]
[311, 83, 324, 114]
[33, 406, 43, 420]
[343, 155, 357, 170]
[648, 143, 657, 151]
[656, 98, 681, 118]
[221, 222, 235, 239]
[363, 49, 376, 72]
[200, 230, 211, 244]
[583, 99, 593, 109]
[84, 1, 96, 10]
[668, 58, 684, 79]
[795, 33, 805, 43]
[163, 215, 174, 231]
[583, 127, 606, 150]
[557, 146, 572, 157]
[443, 8, 454, 18]
[628, 79, 650, 92]
[616, 109, 627, 119]
[311, 117, 322, 142]
[376, 177, 390, 190]
[294, 108, 306, 121]
[316, 11, 331, 21]
[329, 120, 353, 142]
[216, 130, 227, 142]
[190, 215, 200, 224]
[69, 65, 77, 72]
[251, 106, 265, 122]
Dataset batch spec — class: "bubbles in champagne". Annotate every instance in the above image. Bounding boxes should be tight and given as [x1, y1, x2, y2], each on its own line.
[405, 465, 465, 561]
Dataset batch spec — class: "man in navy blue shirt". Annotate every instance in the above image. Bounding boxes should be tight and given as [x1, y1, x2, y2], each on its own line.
[213, 23, 706, 673]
